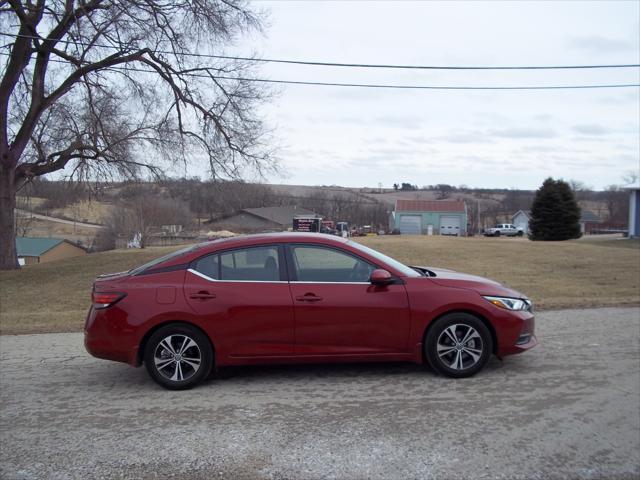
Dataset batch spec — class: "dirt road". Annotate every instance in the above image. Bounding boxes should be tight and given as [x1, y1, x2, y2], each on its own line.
[1, 307, 638, 479]
[15, 208, 105, 229]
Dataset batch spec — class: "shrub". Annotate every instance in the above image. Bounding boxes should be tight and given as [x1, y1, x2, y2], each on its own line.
[529, 178, 581, 241]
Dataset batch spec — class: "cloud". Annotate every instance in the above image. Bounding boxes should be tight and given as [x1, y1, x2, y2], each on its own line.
[569, 136, 607, 143]
[517, 145, 589, 155]
[402, 135, 439, 145]
[488, 127, 557, 139]
[437, 131, 494, 144]
[572, 124, 611, 135]
[473, 112, 510, 124]
[533, 114, 554, 122]
[535, 154, 620, 169]
[567, 35, 637, 53]
[453, 155, 508, 166]
[302, 114, 424, 129]
[365, 136, 389, 145]
[597, 92, 640, 105]
[370, 115, 424, 130]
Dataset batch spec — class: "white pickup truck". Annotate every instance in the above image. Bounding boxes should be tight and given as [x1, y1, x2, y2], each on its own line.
[484, 224, 524, 237]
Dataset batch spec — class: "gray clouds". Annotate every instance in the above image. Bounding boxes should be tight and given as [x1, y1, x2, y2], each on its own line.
[250, 1, 639, 189]
[568, 35, 638, 53]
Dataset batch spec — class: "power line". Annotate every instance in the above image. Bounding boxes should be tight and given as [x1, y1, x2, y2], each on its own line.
[214, 79, 640, 90]
[2, 31, 639, 71]
[0, 51, 638, 90]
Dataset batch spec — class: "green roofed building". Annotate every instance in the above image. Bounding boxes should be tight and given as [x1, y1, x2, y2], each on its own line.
[16, 237, 86, 266]
[389, 200, 468, 236]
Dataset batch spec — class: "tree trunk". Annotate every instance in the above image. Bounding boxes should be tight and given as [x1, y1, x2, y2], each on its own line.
[0, 166, 19, 270]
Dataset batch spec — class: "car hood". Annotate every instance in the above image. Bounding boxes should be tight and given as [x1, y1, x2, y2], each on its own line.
[411, 266, 526, 298]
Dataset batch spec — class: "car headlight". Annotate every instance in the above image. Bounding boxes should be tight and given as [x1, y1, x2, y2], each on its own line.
[483, 296, 531, 311]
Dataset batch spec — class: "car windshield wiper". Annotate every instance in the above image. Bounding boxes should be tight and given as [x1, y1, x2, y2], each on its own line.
[410, 266, 438, 277]
[411, 266, 428, 277]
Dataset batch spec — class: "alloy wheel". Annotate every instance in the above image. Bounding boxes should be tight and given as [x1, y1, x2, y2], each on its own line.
[153, 334, 202, 382]
[436, 324, 484, 371]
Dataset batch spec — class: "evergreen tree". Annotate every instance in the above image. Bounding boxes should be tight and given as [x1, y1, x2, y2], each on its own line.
[529, 178, 581, 241]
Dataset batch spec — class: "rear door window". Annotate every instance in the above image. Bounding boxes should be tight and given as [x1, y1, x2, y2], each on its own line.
[193, 246, 281, 281]
[220, 246, 280, 281]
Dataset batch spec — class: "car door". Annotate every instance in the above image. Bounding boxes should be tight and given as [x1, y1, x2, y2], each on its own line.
[184, 245, 295, 357]
[286, 244, 411, 355]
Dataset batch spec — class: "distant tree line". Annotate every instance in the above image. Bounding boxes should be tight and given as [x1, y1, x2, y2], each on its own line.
[16, 176, 634, 247]
[297, 190, 389, 228]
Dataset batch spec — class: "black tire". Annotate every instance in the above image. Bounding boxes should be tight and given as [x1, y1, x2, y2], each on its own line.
[517, 231, 524, 237]
[424, 313, 493, 378]
[495, 231, 501, 237]
[144, 323, 214, 390]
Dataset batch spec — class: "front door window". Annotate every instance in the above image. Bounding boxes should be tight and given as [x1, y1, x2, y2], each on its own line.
[290, 245, 374, 283]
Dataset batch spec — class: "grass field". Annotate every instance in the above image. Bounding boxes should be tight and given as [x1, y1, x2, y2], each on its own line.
[1, 236, 638, 335]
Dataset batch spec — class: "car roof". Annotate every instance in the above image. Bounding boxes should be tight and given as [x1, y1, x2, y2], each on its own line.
[200, 232, 349, 250]
[182, 232, 350, 260]
[140, 233, 351, 272]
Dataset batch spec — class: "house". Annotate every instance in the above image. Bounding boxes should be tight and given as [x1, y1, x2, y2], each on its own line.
[511, 209, 601, 235]
[390, 200, 468, 235]
[207, 205, 319, 233]
[579, 210, 601, 234]
[16, 236, 86, 266]
[512, 210, 531, 235]
[628, 187, 639, 238]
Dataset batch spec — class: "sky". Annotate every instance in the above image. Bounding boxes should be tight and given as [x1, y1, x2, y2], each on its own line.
[230, 0, 640, 190]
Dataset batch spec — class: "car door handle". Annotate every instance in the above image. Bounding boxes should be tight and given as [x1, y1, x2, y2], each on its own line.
[189, 291, 216, 300]
[295, 294, 323, 302]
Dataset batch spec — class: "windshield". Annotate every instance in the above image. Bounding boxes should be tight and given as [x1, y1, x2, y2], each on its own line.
[129, 244, 202, 275]
[348, 241, 421, 278]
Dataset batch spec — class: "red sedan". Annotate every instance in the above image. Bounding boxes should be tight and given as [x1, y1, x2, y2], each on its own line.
[85, 233, 537, 389]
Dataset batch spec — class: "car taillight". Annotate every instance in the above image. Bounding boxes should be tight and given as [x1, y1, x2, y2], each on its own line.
[92, 291, 126, 309]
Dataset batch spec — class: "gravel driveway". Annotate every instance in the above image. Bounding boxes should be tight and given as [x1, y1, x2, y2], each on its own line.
[1, 307, 639, 480]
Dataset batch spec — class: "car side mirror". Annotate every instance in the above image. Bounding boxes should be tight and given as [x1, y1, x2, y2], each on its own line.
[370, 269, 393, 285]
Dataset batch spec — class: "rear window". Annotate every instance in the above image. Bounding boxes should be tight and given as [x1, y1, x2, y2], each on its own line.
[130, 244, 202, 275]
[193, 254, 220, 279]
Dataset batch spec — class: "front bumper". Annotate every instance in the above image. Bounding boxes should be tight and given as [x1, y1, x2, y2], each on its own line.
[496, 313, 537, 356]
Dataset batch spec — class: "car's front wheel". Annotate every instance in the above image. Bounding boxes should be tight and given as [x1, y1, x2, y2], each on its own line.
[424, 313, 493, 378]
[144, 324, 213, 390]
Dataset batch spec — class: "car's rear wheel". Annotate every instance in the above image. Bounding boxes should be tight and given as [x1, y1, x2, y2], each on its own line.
[144, 324, 213, 390]
[425, 313, 492, 378]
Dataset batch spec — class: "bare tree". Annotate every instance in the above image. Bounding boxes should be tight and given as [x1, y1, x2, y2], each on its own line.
[500, 189, 534, 214]
[14, 209, 34, 235]
[0, 1, 274, 269]
[480, 200, 502, 229]
[104, 190, 192, 248]
[622, 170, 638, 186]
[434, 184, 454, 199]
[602, 185, 629, 223]
[568, 179, 593, 202]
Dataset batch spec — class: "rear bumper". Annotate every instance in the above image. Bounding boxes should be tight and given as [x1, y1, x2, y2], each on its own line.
[84, 306, 139, 366]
